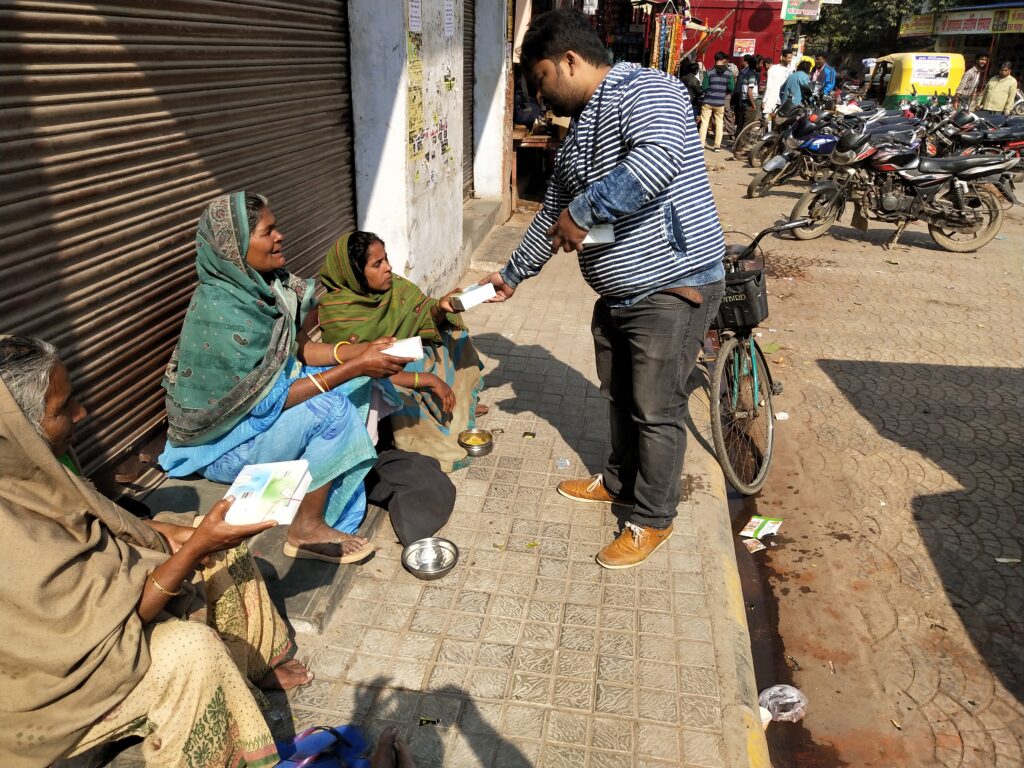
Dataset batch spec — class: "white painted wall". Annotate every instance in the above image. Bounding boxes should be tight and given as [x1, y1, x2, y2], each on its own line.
[349, 0, 509, 296]
[474, 0, 512, 199]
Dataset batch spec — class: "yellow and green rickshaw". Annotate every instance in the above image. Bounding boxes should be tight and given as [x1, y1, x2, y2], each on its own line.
[866, 52, 965, 107]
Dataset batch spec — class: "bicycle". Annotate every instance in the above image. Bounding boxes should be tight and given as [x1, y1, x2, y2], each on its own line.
[705, 220, 809, 495]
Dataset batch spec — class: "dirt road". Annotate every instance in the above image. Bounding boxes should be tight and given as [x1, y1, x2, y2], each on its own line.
[707, 152, 1024, 767]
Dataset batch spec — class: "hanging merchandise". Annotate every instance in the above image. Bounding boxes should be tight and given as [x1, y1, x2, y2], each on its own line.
[648, 1, 689, 74]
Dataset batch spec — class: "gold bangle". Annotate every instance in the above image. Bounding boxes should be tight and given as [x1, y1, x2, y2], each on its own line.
[150, 573, 182, 597]
[332, 340, 350, 364]
[315, 373, 331, 392]
[413, 372, 420, 388]
[306, 373, 327, 394]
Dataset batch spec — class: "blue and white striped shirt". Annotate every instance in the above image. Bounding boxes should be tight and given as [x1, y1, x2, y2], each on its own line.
[502, 63, 725, 301]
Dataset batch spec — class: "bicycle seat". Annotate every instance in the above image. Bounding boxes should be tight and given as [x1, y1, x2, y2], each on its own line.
[918, 155, 1009, 174]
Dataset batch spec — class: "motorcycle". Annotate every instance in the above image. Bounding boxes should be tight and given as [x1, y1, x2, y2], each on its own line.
[788, 127, 1018, 252]
[746, 112, 841, 198]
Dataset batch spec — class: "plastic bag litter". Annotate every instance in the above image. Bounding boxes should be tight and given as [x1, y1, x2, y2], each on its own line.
[758, 685, 808, 723]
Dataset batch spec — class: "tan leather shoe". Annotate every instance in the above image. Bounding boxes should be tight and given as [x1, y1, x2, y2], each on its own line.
[556, 474, 623, 504]
[596, 523, 673, 569]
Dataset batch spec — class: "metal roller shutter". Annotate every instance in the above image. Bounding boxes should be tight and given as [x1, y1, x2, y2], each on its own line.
[0, 0, 357, 476]
[463, 0, 475, 199]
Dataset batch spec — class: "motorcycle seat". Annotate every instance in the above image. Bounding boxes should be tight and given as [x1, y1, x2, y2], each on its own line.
[870, 130, 918, 146]
[918, 155, 1008, 174]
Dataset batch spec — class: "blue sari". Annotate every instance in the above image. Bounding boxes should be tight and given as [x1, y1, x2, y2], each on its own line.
[160, 359, 383, 532]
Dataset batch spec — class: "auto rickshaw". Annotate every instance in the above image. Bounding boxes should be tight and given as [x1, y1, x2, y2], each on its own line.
[866, 52, 964, 107]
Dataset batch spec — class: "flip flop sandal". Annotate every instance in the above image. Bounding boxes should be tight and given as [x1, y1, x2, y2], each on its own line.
[282, 539, 376, 564]
[475, 404, 490, 416]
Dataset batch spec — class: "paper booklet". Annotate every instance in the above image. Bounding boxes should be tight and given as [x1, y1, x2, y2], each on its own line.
[223, 460, 312, 526]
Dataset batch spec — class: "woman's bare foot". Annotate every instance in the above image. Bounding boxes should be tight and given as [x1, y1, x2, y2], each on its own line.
[287, 523, 369, 555]
[474, 403, 490, 417]
[258, 658, 314, 690]
[285, 522, 375, 563]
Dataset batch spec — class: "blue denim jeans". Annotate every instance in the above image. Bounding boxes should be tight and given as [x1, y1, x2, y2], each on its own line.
[592, 280, 724, 528]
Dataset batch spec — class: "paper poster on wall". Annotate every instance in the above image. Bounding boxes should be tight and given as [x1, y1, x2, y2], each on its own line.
[409, 0, 422, 33]
[911, 55, 951, 87]
[444, 0, 454, 37]
[407, 32, 425, 159]
[733, 39, 756, 57]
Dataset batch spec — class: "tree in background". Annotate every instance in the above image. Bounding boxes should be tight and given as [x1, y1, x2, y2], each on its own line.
[803, 0, 983, 55]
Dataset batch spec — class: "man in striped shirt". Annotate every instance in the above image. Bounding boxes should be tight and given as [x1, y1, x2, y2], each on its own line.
[481, 10, 725, 569]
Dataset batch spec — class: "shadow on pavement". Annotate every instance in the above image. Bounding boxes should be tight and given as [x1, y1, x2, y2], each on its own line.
[820, 359, 1024, 701]
[348, 677, 532, 767]
[473, 331, 607, 474]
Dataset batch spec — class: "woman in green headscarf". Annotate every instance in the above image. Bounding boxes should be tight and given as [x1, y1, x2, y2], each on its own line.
[319, 232, 485, 472]
[160, 193, 412, 564]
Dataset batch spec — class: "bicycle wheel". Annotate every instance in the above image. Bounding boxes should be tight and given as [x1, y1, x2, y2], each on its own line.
[710, 336, 776, 495]
[732, 120, 762, 161]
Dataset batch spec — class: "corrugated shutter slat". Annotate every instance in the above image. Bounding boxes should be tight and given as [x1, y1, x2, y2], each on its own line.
[462, 0, 474, 199]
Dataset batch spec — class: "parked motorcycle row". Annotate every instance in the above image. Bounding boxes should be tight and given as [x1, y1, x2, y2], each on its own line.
[737, 91, 1022, 252]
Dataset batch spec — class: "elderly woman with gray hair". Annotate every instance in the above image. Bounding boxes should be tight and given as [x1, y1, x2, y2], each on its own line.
[0, 335, 315, 767]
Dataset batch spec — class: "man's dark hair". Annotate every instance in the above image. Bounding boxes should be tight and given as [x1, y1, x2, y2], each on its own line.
[714, 51, 728, 62]
[797, 60, 812, 74]
[520, 10, 609, 69]
[975, 52, 989, 63]
[743, 54, 757, 68]
[1000, 60, 1013, 70]
[815, 53, 828, 62]
[347, 231, 385, 292]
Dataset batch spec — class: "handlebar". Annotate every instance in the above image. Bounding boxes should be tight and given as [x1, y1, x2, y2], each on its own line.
[728, 220, 813, 263]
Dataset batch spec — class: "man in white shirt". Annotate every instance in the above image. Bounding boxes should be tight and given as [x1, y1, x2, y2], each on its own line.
[763, 50, 794, 117]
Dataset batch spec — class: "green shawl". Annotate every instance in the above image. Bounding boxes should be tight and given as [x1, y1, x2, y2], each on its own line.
[318, 232, 464, 345]
[162, 192, 315, 446]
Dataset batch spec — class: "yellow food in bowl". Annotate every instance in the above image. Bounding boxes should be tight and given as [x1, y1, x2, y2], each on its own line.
[462, 434, 489, 446]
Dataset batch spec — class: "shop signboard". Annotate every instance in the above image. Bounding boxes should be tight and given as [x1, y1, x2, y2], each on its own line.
[782, 0, 821, 22]
[898, 13, 935, 37]
[994, 8, 1024, 33]
[733, 38, 756, 56]
[911, 55, 952, 87]
[934, 9, 994, 35]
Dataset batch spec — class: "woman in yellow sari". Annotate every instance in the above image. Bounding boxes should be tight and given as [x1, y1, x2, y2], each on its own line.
[319, 232, 486, 471]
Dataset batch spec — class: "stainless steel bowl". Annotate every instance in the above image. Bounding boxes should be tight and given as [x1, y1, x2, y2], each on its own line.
[401, 537, 459, 580]
[458, 428, 494, 457]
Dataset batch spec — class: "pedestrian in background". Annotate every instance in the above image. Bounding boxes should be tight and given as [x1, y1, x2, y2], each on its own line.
[481, 10, 725, 569]
[734, 54, 760, 134]
[762, 50, 793, 117]
[813, 54, 837, 98]
[781, 59, 812, 107]
[700, 51, 734, 151]
[978, 61, 1018, 116]
[954, 52, 990, 111]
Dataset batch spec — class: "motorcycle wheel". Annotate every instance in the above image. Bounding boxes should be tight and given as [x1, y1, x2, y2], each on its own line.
[748, 138, 775, 168]
[928, 184, 1004, 253]
[732, 120, 762, 161]
[791, 190, 841, 239]
[1013, 101, 1024, 117]
[747, 167, 785, 199]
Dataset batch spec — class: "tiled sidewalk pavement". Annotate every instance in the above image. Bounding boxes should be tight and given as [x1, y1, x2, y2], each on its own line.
[278, 222, 769, 768]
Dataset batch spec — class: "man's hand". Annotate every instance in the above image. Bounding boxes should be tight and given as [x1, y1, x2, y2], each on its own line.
[478, 272, 516, 303]
[546, 208, 588, 254]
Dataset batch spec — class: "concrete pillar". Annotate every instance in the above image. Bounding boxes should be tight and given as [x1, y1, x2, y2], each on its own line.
[349, 0, 509, 295]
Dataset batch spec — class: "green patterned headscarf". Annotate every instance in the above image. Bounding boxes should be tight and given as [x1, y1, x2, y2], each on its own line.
[318, 232, 463, 345]
[162, 192, 315, 446]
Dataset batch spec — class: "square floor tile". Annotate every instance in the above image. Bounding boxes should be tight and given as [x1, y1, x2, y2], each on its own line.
[552, 677, 595, 710]
[546, 710, 589, 745]
[590, 715, 635, 752]
[502, 703, 547, 739]
[509, 672, 552, 705]
[595, 683, 635, 717]
[513, 647, 556, 675]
